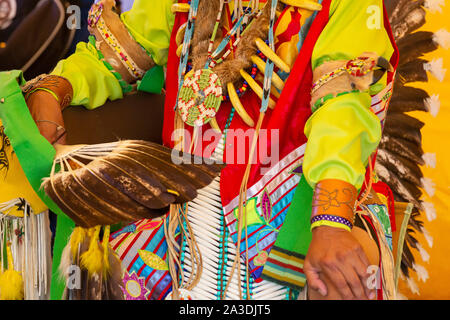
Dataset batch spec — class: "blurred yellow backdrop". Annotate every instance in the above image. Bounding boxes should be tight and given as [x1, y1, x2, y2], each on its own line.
[397, 1, 450, 300]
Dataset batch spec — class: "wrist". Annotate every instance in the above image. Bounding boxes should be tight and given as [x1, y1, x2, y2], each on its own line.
[310, 179, 357, 232]
[23, 74, 73, 110]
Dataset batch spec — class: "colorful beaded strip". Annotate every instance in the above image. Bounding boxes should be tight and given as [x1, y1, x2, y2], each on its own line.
[89, 35, 133, 94]
[260, 0, 279, 113]
[222, 63, 258, 102]
[311, 57, 377, 94]
[310, 214, 353, 232]
[312, 89, 360, 112]
[208, 8, 264, 68]
[87, 2, 103, 27]
[176, 0, 201, 108]
[95, 16, 147, 80]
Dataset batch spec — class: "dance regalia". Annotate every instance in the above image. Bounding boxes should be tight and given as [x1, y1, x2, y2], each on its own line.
[105, 0, 399, 300]
[7, 0, 441, 300]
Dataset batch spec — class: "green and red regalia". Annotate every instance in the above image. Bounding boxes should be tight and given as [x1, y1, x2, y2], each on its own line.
[0, 0, 400, 300]
[156, 0, 399, 300]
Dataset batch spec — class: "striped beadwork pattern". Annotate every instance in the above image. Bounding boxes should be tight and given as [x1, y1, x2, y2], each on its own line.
[310, 214, 353, 229]
[179, 133, 290, 300]
[260, 246, 307, 291]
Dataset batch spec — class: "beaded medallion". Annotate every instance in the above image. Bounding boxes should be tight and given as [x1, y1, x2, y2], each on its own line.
[178, 69, 223, 127]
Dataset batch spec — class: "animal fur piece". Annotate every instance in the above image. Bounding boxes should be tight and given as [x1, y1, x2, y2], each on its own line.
[310, 52, 393, 109]
[191, 0, 279, 92]
[42, 141, 223, 228]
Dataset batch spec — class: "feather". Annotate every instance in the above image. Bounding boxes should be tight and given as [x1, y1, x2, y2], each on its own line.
[423, 58, 447, 82]
[424, 0, 446, 13]
[397, 31, 439, 66]
[384, 112, 425, 131]
[374, 162, 422, 207]
[420, 226, 434, 248]
[42, 141, 223, 228]
[433, 28, 450, 49]
[383, 121, 422, 145]
[422, 152, 437, 168]
[424, 94, 441, 117]
[397, 59, 429, 84]
[389, 0, 424, 26]
[376, 149, 423, 186]
[406, 276, 420, 295]
[380, 135, 425, 166]
[391, 6, 427, 41]
[389, 85, 429, 113]
[421, 201, 437, 221]
[420, 177, 436, 197]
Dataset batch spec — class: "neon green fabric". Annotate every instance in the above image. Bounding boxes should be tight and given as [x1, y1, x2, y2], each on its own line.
[303, 0, 394, 189]
[121, 0, 175, 66]
[51, 0, 174, 110]
[52, 42, 123, 109]
[0, 70, 75, 300]
[303, 92, 382, 189]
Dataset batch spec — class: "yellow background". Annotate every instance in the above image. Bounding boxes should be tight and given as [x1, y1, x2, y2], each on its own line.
[397, 3, 450, 300]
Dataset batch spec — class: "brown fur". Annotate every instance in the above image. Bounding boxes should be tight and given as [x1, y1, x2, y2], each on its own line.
[191, 0, 277, 92]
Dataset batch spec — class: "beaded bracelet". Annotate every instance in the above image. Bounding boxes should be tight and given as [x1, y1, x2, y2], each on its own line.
[310, 214, 353, 232]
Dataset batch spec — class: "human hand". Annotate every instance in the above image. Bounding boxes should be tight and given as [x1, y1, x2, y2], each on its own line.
[304, 226, 375, 300]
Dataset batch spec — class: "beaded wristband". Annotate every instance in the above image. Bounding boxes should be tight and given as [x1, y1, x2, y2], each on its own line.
[310, 220, 352, 232]
[310, 214, 353, 232]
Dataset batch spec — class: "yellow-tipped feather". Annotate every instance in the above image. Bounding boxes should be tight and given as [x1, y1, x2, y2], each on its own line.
[240, 69, 277, 109]
[69, 227, 88, 260]
[102, 226, 111, 278]
[227, 82, 255, 127]
[255, 38, 291, 73]
[0, 242, 24, 300]
[80, 226, 104, 277]
[171, 3, 190, 13]
[279, 0, 323, 11]
[251, 55, 285, 91]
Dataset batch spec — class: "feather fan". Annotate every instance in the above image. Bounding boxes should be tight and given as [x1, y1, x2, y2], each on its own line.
[42, 141, 224, 228]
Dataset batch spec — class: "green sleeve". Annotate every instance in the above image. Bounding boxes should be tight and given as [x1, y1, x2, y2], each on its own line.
[51, 42, 123, 110]
[51, 0, 175, 110]
[302, 0, 394, 189]
[121, 0, 175, 66]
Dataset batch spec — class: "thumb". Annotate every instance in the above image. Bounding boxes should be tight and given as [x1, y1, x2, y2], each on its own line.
[304, 263, 327, 297]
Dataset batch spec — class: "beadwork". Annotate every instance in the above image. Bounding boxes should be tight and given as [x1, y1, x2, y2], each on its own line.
[311, 56, 377, 94]
[178, 69, 223, 127]
[95, 16, 147, 80]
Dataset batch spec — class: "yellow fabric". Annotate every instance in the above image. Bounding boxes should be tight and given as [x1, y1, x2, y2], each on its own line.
[51, 42, 123, 109]
[397, 5, 450, 300]
[51, 0, 175, 110]
[302, 0, 394, 189]
[0, 121, 47, 217]
[121, 0, 175, 66]
[303, 93, 382, 189]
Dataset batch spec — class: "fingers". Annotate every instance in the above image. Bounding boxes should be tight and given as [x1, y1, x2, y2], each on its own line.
[336, 264, 369, 300]
[304, 263, 328, 297]
[352, 248, 376, 299]
[319, 250, 372, 300]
